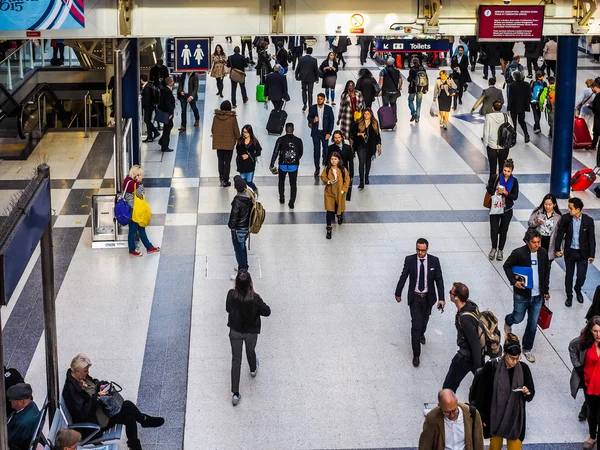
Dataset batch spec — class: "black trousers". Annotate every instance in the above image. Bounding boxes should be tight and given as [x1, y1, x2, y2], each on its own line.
[510, 111, 528, 137]
[382, 91, 400, 120]
[490, 209, 513, 250]
[526, 57, 539, 77]
[106, 400, 145, 444]
[483, 64, 496, 78]
[336, 52, 346, 66]
[453, 82, 465, 108]
[216, 77, 224, 95]
[442, 353, 477, 392]
[486, 146, 509, 181]
[532, 103, 542, 131]
[52, 43, 65, 61]
[357, 147, 372, 186]
[301, 81, 314, 107]
[546, 60, 556, 77]
[291, 49, 302, 70]
[592, 115, 600, 149]
[360, 41, 370, 63]
[565, 249, 589, 298]
[271, 99, 284, 111]
[231, 81, 248, 107]
[159, 117, 173, 150]
[278, 169, 298, 204]
[409, 295, 433, 358]
[312, 131, 328, 169]
[143, 107, 159, 138]
[585, 392, 600, 440]
[217, 150, 233, 182]
[469, 52, 478, 70]
[241, 39, 253, 61]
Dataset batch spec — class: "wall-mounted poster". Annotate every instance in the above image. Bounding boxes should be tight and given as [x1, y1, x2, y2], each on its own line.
[1, 0, 85, 31]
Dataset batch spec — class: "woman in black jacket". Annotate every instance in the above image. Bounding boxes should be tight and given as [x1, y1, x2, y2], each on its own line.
[227, 270, 271, 406]
[319, 52, 339, 105]
[351, 108, 381, 189]
[235, 124, 262, 195]
[487, 158, 519, 261]
[508, 72, 531, 143]
[256, 41, 272, 85]
[469, 334, 535, 450]
[62, 354, 164, 450]
[356, 68, 378, 109]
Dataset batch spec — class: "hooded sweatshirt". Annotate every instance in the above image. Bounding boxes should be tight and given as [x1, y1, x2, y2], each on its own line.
[211, 110, 241, 150]
[483, 112, 513, 150]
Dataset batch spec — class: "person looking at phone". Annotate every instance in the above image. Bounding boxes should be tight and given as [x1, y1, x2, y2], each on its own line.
[502, 228, 549, 364]
[320, 151, 350, 239]
[469, 333, 535, 450]
[442, 282, 483, 392]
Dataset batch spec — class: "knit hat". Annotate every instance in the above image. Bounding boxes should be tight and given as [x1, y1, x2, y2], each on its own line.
[234, 175, 247, 192]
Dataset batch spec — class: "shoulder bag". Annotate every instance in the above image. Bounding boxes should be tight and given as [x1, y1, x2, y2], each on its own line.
[483, 175, 499, 208]
[97, 382, 125, 418]
[115, 180, 133, 225]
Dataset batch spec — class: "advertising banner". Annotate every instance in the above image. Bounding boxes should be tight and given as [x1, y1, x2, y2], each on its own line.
[175, 38, 211, 72]
[375, 39, 450, 53]
[1, 0, 85, 31]
[478, 5, 544, 41]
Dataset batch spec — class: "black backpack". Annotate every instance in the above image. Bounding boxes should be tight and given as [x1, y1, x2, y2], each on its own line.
[497, 114, 517, 149]
[151, 84, 161, 107]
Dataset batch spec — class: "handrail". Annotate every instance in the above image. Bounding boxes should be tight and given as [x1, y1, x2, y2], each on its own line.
[0, 41, 29, 67]
[0, 83, 20, 114]
[17, 83, 65, 139]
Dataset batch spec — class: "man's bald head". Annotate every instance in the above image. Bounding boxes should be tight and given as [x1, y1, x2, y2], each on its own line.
[438, 389, 459, 420]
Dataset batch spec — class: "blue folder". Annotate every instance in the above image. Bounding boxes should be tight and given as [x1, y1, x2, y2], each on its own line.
[512, 266, 533, 289]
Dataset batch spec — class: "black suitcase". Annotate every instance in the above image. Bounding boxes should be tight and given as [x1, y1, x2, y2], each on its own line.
[266, 105, 287, 135]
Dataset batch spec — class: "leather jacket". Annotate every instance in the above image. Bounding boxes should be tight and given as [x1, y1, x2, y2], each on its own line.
[228, 192, 252, 229]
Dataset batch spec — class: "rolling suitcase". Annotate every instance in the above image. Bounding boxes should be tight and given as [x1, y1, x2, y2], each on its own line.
[573, 117, 592, 149]
[571, 167, 598, 191]
[256, 85, 267, 102]
[376, 98, 396, 130]
[266, 105, 287, 135]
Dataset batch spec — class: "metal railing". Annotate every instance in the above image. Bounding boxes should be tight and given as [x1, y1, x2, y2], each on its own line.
[84, 91, 91, 137]
[17, 83, 65, 139]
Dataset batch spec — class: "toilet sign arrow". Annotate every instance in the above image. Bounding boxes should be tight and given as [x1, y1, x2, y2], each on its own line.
[383, 43, 389, 49]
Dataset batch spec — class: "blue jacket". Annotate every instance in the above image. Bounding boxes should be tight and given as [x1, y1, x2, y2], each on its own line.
[307, 104, 334, 137]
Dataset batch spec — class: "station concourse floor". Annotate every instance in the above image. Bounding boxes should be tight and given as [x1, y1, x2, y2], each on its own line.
[3, 37, 600, 449]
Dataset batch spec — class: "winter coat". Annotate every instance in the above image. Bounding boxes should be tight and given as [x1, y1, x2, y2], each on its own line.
[319, 58, 338, 89]
[211, 54, 227, 78]
[356, 75, 378, 105]
[228, 191, 252, 229]
[337, 91, 365, 140]
[508, 81, 532, 113]
[524, 41, 543, 59]
[568, 337, 587, 399]
[543, 40, 557, 61]
[62, 369, 110, 427]
[236, 140, 262, 173]
[226, 291, 271, 334]
[321, 166, 350, 215]
[211, 110, 240, 150]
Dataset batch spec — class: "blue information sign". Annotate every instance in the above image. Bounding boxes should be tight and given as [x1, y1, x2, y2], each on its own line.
[175, 38, 211, 72]
[0, 0, 85, 31]
[375, 39, 450, 53]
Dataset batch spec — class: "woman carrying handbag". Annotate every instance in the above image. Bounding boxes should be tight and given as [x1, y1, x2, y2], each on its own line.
[337, 80, 365, 144]
[433, 70, 457, 129]
[321, 151, 350, 238]
[211, 44, 227, 97]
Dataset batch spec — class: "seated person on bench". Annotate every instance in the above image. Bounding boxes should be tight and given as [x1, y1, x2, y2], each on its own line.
[7, 383, 41, 450]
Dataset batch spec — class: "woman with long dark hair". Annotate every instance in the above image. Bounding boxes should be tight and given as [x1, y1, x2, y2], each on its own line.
[235, 124, 262, 195]
[319, 51, 339, 105]
[487, 158, 519, 261]
[337, 80, 365, 142]
[350, 108, 381, 189]
[321, 151, 350, 239]
[211, 44, 227, 97]
[226, 270, 271, 407]
[528, 193, 562, 278]
[356, 68, 379, 109]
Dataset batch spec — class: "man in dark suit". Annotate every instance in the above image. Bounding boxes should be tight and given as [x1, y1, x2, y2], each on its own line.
[395, 238, 445, 367]
[157, 76, 175, 152]
[307, 93, 334, 175]
[451, 45, 471, 109]
[264, 64, 289, 111]
[288, 35, 305, 70]
[140, 74, 160, 143]
[556, 197, 596, 306]
[295, 47, 319, 112]
[227, 46, 249, 108]
[503, 228, 550, 363]
[177, 71, 199, 131]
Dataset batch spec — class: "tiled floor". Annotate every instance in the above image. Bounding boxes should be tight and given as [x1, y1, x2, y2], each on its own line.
[4, 37, 600, 449]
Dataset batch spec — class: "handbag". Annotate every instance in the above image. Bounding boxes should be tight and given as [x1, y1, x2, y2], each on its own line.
[483, 175, 498, 208]
[97, 382, 124, 418]
[131, 183, 152, 227]
[114, 180, 133, 225]
[230, 68, 246, 83]
[155, 109, 169, 125]
[489, 193, 505, 215]
[102, 90, 113, 108]
[332, 36, 340, 47]
[537, 301, 553, 330]
[429, 102, 439, 117]
[354, 110, 362, 121]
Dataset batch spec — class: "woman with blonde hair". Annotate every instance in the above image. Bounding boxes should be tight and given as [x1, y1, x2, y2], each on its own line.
[433, 69, 457, 129]
[350, 108, 381, 189]
[576, 78, 596, 132]
[122, 165, 160, 257]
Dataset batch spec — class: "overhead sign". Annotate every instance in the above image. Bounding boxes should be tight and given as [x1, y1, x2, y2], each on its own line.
[375, 39, 450, 53]
[350, 14, 364, 27]
[0, 0, 85, 31]
[478, 5, 545, 42]
[175, 38, 211, 72]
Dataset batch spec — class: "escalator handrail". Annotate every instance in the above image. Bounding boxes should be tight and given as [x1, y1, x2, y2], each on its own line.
[0, 41, 29, 67]
[0, 83, 20, 112]
[17, 83, 65, 139]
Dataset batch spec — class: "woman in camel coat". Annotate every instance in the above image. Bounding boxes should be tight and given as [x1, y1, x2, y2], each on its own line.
[320, 151, 350, 240]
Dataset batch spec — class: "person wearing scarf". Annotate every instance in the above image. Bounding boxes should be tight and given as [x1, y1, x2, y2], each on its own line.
[469, 334, 535, 450]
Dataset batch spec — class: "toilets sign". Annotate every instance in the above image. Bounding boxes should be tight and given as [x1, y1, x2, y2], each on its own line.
[375, 39, 450, 53]
[175, 38, 210, 72]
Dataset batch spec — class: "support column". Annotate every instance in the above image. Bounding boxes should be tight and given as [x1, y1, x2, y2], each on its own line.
[122, 38, 141, 165]
[550, 36, 579, 199]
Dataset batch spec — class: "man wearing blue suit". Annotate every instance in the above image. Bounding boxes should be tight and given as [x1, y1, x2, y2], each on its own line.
[307, 93, 335, 176]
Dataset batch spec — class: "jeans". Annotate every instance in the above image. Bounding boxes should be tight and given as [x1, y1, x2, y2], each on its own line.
[532, 103, 542, 131]
[128, 221, 152, 252]
[231, 81, 248, 107]
[325, 88, 335, 102]
[510, 111, 528, 137]
[489, 436, 522, 450]
[409, 295, 432, 357]
[278, 169, 298, 204]
[180, 98, 199, 127]
[486, 146, 509, 181]
[357, 147, 372, 186]
[382, 91, 401, 120]
[239, 171, 257, 193]
[301, 81, 315, 107]
[565, 249, 589, 298]
[231, 228, 249, 270]
[505, 293, 543, 351]
[489, 209, 513, 250]
[442, 352, 477, 392]
[408, 92, 423, 119]
[483, 64, 496, 78]
[585, 392, 600, 439]
[106, 400, 146, 445]
[229, 328, 258, 394]
[312, 131, 328, 169]
[217, 150, 233, 183]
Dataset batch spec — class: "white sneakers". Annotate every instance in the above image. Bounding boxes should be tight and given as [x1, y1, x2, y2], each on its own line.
[232, 394, 240, 406]
[251, 359, 259, 377]
[524, 351, 536, 363]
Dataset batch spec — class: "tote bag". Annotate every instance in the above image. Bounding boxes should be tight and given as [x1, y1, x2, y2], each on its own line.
[131, 184, 152, 227]
[538, 302, 553, 330]
[489, 193, 505, 215]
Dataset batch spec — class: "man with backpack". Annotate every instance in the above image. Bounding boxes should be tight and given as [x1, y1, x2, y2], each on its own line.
[504, 54, 524, 101]
[503, 228, 550, 363]
[270, 123, 304, 209]
[406, 57, 428, 123]
[442, 282, 484, 392]
[379, 58, 403, 121]
[228, 176, 253, 276]
[483, 101, 514, 182]
[530, 71, 547, 134]
[140, 74, 160, 143]
[539, 76, 556, 139]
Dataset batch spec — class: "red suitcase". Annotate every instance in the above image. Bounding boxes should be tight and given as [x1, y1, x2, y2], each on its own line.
[571, 167, 598, 191]
[573, 117, 592, 149]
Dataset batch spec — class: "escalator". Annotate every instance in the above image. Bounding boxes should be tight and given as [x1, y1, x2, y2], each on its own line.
[0, 83, 68, 160]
